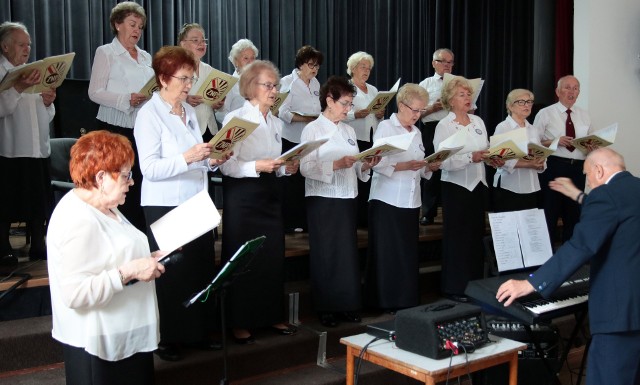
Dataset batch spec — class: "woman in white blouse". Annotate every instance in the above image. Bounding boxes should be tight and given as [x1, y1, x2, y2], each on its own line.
[493, 89, 545, 212]
[219, 60, 299, 344]
[300, 76, 379, 328]
[134, 46, 229, 362]
[88, 1, 154, 232]
[433, 76, 503, 302]
[214, 38, 258, 123]
[277, 45, 323, 232]
[48, 130, 165, 385]
[178, 23, 223, 142]
[344, 52, 386, 228]
[365, 84, 440, 312]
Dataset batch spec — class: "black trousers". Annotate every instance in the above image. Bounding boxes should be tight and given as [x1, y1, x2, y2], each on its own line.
[62, 343, 154, 385]
[539, 156, 585, 246]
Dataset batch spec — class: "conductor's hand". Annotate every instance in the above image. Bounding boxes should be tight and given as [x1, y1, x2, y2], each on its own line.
[333, 156, 358, 170]
[184, 143, 213, 164]
[119, 253, 166, 284]
[496, 279, 535, 307]
[14, 69, 40, 94]
[256, 159, 284, 173]
[549, 177, 581, 200]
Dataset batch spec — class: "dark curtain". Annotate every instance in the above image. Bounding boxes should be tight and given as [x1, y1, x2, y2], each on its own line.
[0, 0, 557, 135]
[554, 0, 574, 83]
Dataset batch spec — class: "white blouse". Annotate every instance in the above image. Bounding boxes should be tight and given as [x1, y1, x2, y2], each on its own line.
[278, 69, 322, 143]
[493, 116, 546, 194]
[433, 112, 489, 191]
[219, 100, 286, 178]
[48, 190, 158, 361]
[345, 82, 381, 142]
[369, 114, 432, 208]
[88, 38, 154, 129]
[134, 93, 211, 207]
[0, 56, 55, 158]
[191, 61, 219, 136]
[300, 114, 370, 199]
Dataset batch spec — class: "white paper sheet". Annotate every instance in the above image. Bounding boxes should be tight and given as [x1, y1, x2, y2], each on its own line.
[150, 190, 221, 256]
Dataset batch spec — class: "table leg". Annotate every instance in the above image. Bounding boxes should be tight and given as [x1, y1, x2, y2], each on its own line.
[346, 346, 355, 385]
[508, 352, 519, 385]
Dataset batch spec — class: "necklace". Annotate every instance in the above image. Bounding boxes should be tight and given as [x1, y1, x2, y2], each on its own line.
[169, 105, 185, 118]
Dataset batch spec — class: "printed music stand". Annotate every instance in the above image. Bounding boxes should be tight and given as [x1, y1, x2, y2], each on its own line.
[184, 235, 266, 385]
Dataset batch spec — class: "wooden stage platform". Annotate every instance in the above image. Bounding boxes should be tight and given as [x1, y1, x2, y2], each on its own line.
[0, 223, 444, 292]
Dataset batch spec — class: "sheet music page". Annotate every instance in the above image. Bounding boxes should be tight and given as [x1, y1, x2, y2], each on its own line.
[572, 122, 618, 154]
[488, 212, 525, 271]
[517, 209, 553, 267]
[150, 190, 221, 255]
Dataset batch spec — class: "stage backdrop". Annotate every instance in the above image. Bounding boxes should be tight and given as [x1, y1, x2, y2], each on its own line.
[0, 0, 560, 135]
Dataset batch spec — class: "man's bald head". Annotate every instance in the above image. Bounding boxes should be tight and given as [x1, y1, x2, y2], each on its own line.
[584, 148, 626, 189]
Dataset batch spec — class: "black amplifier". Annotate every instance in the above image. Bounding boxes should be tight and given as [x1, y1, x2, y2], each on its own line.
[395, 299, 489, 359]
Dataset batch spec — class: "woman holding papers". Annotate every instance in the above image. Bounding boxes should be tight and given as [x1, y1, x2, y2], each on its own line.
[365, 84, 441, 312]
[433, 76, 500, 302]
[179, 23, 222, 141]
[88, 1, 154, 232]
[219, 60, 299, 344]
[300, 76, 380, 328]
[48, 130, 165, 385]
[278, 45, 324, 232]
[134, 46, 229, 362]
[0, 22, 56, 263]
[493, 89, 546, 212]
[215, 39, 258, 122]
[344, 52, 386, 228]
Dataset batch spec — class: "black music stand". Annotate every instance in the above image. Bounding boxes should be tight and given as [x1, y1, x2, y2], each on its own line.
[184, 236, 266, 385]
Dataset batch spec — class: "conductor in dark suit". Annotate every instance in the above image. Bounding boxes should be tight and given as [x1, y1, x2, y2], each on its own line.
[496, 147, 640, 385]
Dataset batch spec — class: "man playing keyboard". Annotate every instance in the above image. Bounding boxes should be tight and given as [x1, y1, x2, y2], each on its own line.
[497, 148, 640, 385]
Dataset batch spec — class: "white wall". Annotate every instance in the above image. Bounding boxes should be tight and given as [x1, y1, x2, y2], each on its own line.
[574, 0, 640, 175]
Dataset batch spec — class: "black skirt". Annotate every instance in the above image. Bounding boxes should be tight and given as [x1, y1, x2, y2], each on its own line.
[144, 205, 217, 344]
[0, 156, 51, 221]
[365, 200, 420, 310]
[306, 196, 361, 312]
[221, 173, 285, 329]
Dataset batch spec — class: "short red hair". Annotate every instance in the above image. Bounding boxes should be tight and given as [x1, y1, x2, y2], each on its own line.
[152, 46, 197, 87]
[70, 130, 135, 189]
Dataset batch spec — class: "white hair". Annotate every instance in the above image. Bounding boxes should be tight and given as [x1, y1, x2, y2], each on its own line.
[346, 51, 374, 76]
[228, 39, 258, 66]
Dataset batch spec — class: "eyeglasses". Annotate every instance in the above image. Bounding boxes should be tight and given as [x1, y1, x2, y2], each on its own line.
[401, 102, 427, 114]
[512, 99, 534, 106]
[333, 99, 354, 110]
[171, 75, 198, 85]
[183, 38, 208, 45]
[118, 171, 133, 181]
[434, 59, 455, 66]
[257, 82, 280, 91]
[306, 62, 320, 70]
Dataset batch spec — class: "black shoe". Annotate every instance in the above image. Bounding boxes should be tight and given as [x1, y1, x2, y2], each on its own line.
[446, 294, 470, 303]
[0, 253, 17, 266]
[271, 324, 298, 336]
[154, 344, 182, 361]
[232, 333, 255, 345]
[186, 340, 222, 351]
[319, 313, 339, 328]
[29, 247, 47, 261]
[420, 216, 434, 226]
[338, 312, 362, 323]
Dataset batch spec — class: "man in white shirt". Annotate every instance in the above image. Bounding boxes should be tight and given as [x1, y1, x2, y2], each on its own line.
[417, 48, 455, 225]
[534, 75, 591, 246]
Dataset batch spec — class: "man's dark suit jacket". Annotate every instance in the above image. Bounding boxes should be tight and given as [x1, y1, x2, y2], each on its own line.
[528, 171, 640, 334]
